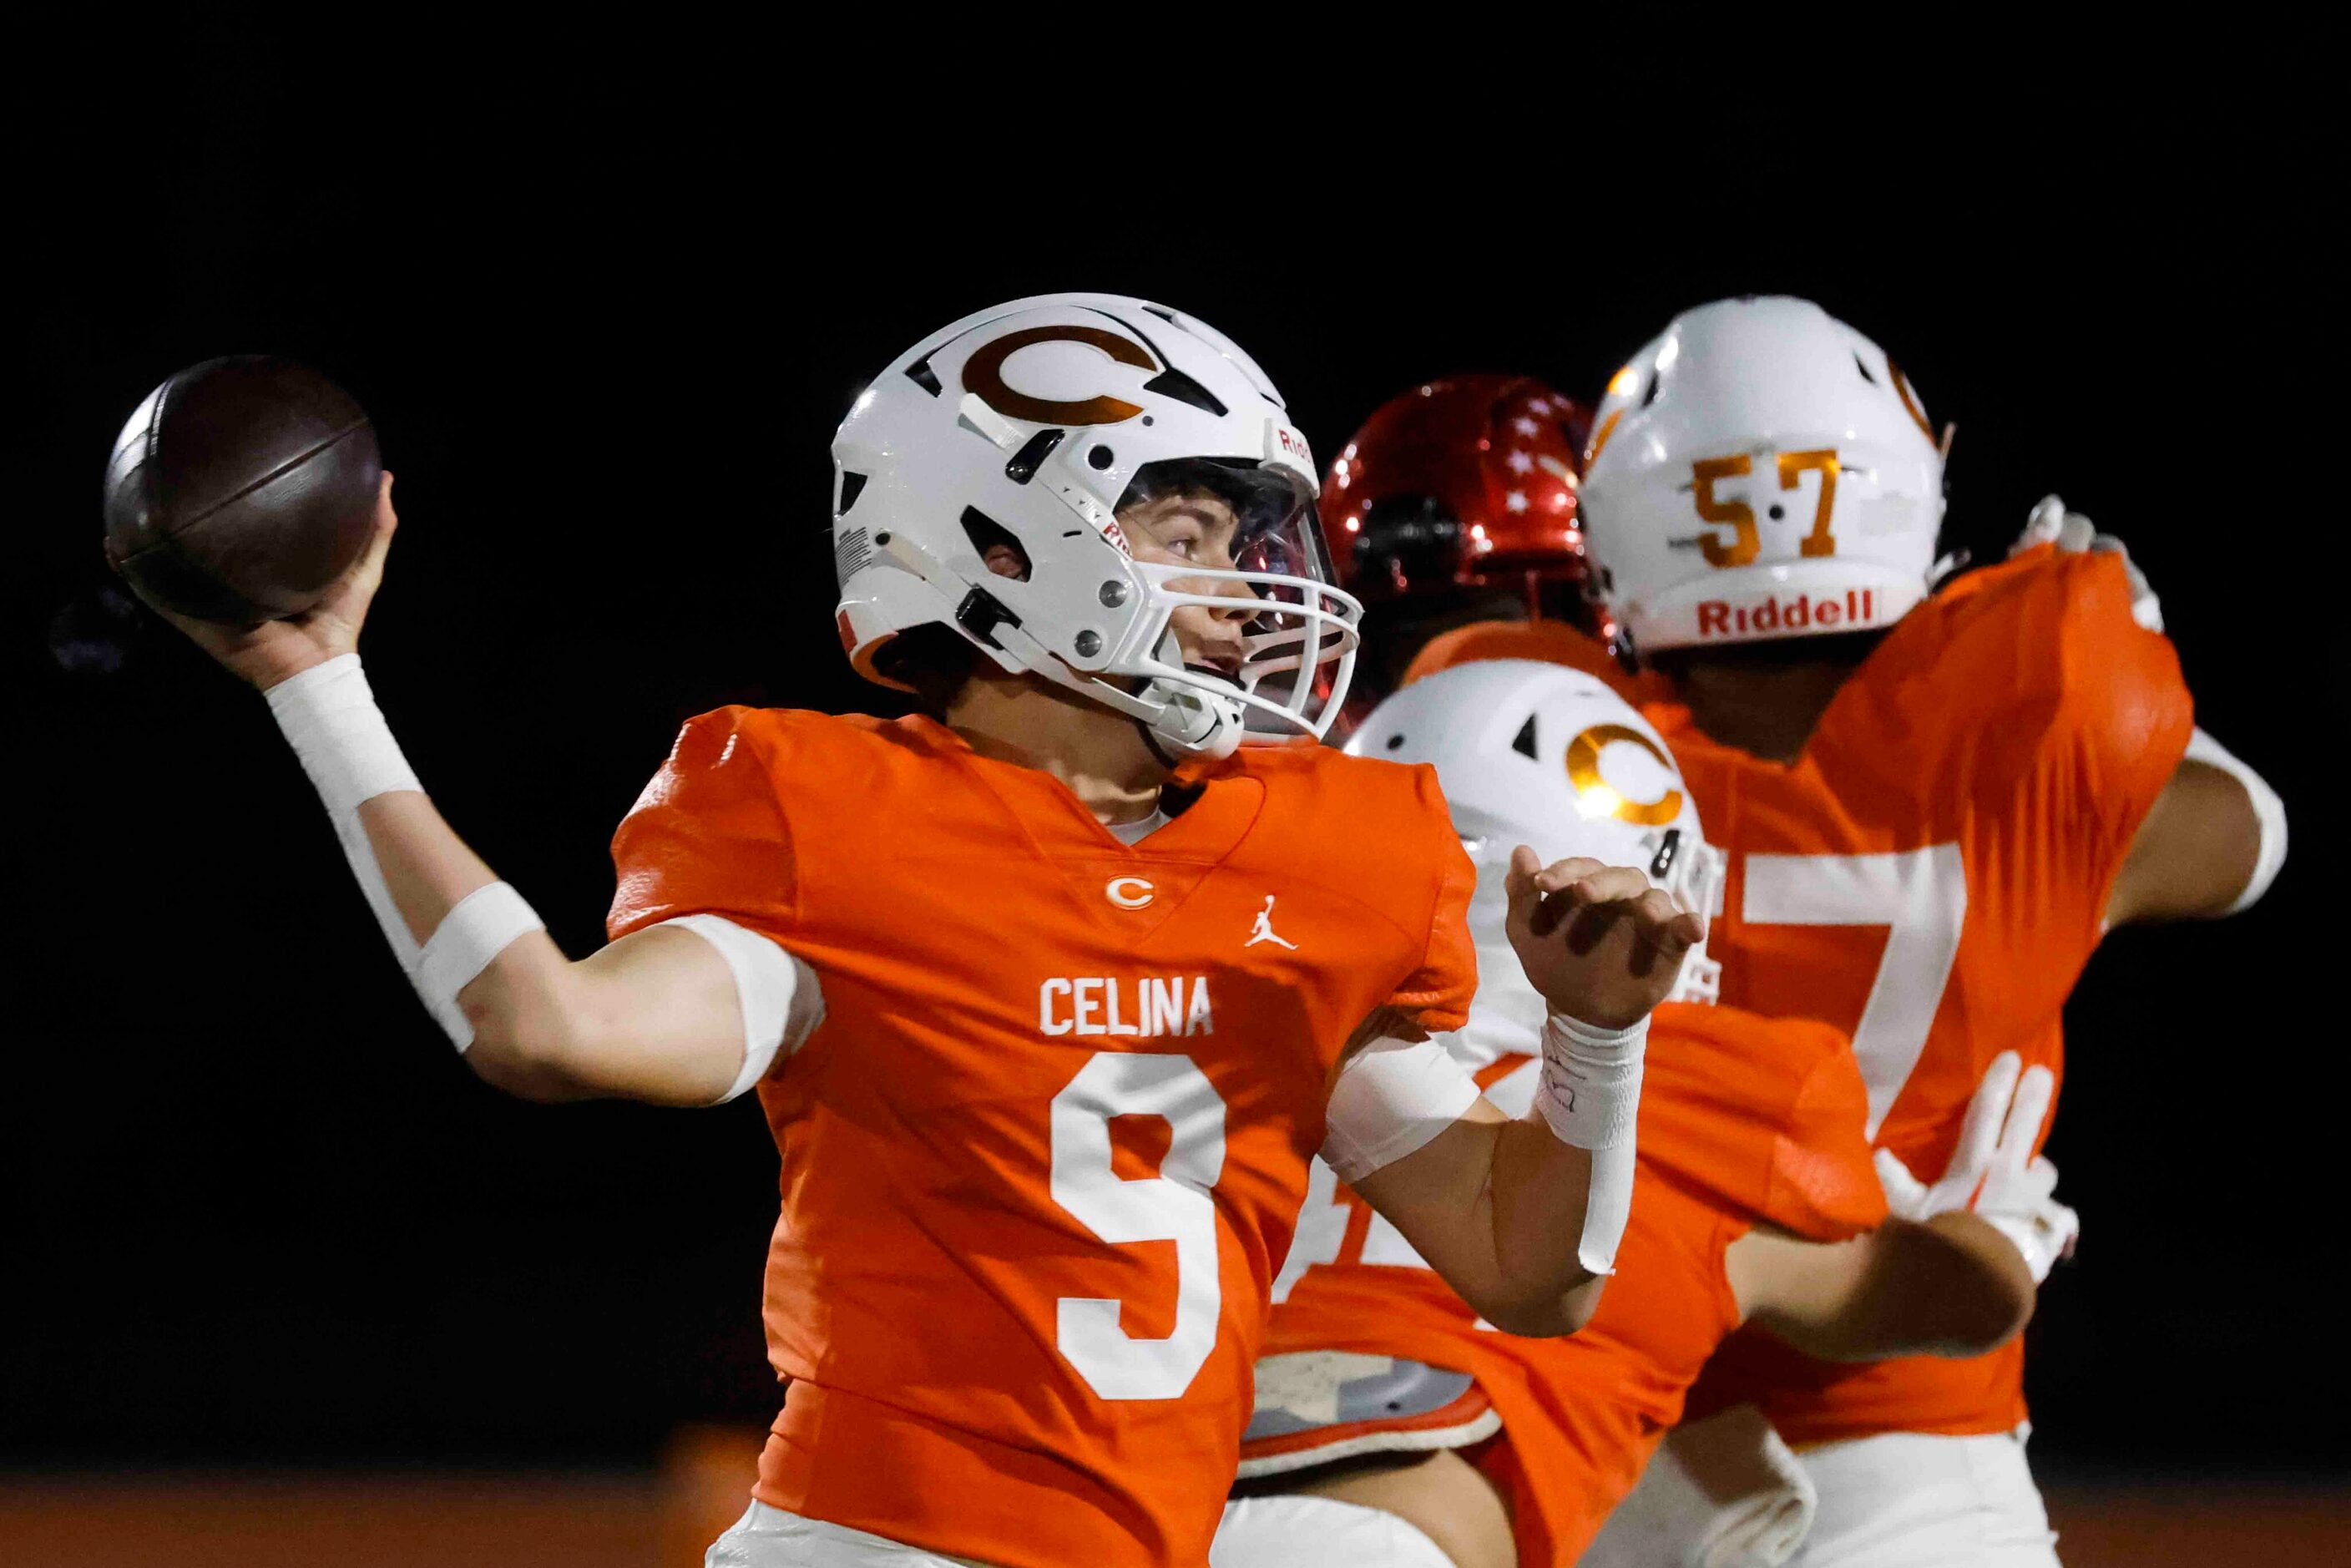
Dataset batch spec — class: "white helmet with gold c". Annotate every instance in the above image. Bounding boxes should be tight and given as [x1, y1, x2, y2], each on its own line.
[1345, 659, 1723, 1036]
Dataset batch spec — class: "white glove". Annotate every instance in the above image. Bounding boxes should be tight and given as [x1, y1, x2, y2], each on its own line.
[1873, 1050, 2080, 1284]
[2011, 493, 2163, 632]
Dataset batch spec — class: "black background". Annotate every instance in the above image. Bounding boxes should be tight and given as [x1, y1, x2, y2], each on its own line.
[8, 90, 2341, 1483]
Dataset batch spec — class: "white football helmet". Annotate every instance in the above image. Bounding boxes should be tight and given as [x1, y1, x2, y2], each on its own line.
[1345, 659, 1724, 1026]
[832, 293, 1361, 761]
[1580, 296, 1946, 656]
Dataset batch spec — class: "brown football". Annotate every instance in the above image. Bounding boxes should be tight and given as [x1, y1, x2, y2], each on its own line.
[103, 356, 382, 623]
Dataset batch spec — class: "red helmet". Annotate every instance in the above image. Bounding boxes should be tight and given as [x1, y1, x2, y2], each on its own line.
[1324, 375, 1595, 604]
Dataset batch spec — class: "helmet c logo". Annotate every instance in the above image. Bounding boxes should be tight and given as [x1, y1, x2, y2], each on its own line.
[1565, 723, 1683, 827]
[963, 326, 1158, 426]
[1106, 876, 1155, 909]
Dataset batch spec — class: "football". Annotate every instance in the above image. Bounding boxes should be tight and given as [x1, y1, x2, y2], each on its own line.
[103, 356, 382, 624]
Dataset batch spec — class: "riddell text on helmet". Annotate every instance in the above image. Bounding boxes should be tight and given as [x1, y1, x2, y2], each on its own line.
[1697, 589, 1878, 639]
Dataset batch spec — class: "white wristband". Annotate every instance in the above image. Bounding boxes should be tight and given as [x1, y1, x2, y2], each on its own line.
[418, 883, 546, 1050]
[1534, 1012, 1649, 1277]
[1534, 1014, 1647, 1150]
[265, 654, 420, 814]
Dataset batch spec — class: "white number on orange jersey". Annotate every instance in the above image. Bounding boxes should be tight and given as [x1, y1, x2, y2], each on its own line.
[1049, 1052, 1227, 1400]
[1742, 845, 1968, 1138]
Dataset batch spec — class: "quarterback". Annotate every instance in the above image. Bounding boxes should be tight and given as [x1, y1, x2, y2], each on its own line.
[1212, 661, 2062, 1568]
[1423, 297, 2285, 1565]
[139, 296, 1702, 1568]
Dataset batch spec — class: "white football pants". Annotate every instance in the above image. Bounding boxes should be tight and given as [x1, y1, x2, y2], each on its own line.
[1212, 1495, 1454, 1567]
[705, 1501, 988, 1567]
[1785, 1427, 2060, 1568]
[707, 1495, 1456, 1568]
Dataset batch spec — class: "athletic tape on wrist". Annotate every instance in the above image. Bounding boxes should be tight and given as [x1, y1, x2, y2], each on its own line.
[266, 654, 430, 990]
[265, 655, 420, 813]
[1534, 1014, 1647, 1148]
[417, 883, 545, 1050]
[2183, 726, 2288, 914]
[268, 656, 545, 1051]
[1535, 1013, 1649, 1277]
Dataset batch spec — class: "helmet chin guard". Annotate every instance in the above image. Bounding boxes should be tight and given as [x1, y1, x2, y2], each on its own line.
[832, 294, 1361, 759]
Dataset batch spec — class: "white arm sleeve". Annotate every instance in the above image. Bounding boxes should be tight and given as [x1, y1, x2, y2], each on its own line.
[2183, 726, 2288, 914]
[653, 914, 827, 1103]
[1319, 1035, 1481, 1184]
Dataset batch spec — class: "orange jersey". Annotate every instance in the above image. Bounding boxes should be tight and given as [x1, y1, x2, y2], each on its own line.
[1256, 1005, 1884, 1565]
[1655, 545, 2193, 1443]
[606, 709, 1476, 1568]
[1403, 617, 1678, 707]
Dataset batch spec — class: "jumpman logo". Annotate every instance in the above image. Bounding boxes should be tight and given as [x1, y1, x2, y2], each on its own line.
[1246, 895, 1297, 950]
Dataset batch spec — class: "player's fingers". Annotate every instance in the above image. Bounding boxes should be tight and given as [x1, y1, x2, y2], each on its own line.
[332, 475, 400, 604]
[1531, 856, 1610, 895]
[1554, 864, 1651, 907]
[1524, 856, 1607, 939]
[1873, 1148, 1928, 1216]
[1504, 844, 1543, 911]
[2015, 494, 2065, 554]
[1951, 1051, 2023, 1175]
[1997, 1064, 2056, 1164]
[2023, 1154, 2062, 1204]
[1623, 888, 1692, 949]
[2049, 1200, 2082, 1262]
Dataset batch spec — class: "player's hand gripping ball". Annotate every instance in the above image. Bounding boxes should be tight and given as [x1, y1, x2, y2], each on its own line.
[103, 356, 382, 624]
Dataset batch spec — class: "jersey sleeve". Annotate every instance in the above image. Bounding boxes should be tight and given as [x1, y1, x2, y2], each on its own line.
[1637, 1009, 1883, 1243]
[1762, 1031, 1888, 1242]
[1380, 764, 1481, 1034]
[2038, 545, 2197, 901]
[607, 706, 800, 943]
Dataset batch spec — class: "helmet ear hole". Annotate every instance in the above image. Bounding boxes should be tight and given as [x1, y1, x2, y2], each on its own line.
[960, 508, 1033, 580]
[1510, 716, 1539, 760]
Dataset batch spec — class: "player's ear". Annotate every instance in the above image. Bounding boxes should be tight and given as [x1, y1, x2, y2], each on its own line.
[982, 542, 1029, 581]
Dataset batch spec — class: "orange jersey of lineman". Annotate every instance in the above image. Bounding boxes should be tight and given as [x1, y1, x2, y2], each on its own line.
[1403, 617, 1678, 707]
[1658, 545, 2195, 1442]
[1253, 1005, 1884, 1565]
[606, 708, 1477, 1568]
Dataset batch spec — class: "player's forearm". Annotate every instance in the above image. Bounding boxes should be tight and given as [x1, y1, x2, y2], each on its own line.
[1775, 1215, 2035, 1362]
[2107, 735, 2287, 926]
[1484, 1117, 1608, 1334]
[1480, 1009, 1648, 1334]
[349, 791, 613, 1102]
[266, 655, 752, 1105]
[1358, 1011, 1646, 1338]
[1357, 1110, 1604, 1338]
